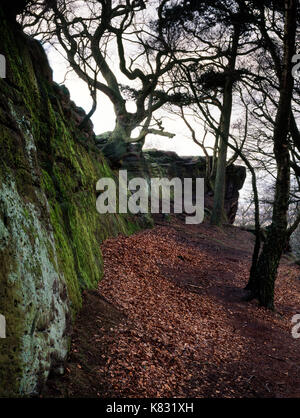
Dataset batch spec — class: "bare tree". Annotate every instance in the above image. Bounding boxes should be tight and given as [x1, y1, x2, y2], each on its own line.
[244, 0, 299, 309]
[21, 0, 214, 164]
[153, 0, 264, 226]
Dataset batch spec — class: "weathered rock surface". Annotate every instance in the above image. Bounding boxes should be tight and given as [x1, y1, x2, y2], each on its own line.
[114, 146, 246, 224]
[0, 10, 144, 397]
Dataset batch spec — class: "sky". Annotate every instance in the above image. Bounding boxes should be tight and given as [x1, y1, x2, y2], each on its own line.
[46, 43, 252, 204]
[46, 45, 206, 157]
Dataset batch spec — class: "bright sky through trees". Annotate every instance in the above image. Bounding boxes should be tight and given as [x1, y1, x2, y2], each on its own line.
[46, 43, 206, 156]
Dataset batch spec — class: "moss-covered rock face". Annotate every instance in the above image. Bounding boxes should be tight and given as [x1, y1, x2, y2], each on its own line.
[0, 12, 143, 396]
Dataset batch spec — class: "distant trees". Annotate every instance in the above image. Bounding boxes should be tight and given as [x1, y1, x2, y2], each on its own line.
[151, 0, 267, 226]
[154, 0, 300, 308]
[243, 0, 299, 309]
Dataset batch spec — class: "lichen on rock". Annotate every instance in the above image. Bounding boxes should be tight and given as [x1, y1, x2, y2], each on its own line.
[0, 177, 70, 396]
[0, 8, 143, 397]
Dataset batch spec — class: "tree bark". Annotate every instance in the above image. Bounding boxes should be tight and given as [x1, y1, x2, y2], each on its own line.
[101, 118, 133, 163]
[210, 26, 240, 226]
[245, 0, 297, 309]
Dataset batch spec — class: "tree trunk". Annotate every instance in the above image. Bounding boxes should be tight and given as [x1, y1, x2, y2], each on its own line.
[102, 117, 133, 164]
[245, 0, 297, 309]
[244, 163, 261, 291]
[210, 27, 240, 226]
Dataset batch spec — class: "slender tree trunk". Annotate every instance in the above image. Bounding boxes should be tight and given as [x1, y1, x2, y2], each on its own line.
[210, 27, 240, 226]
[245, 165, 261, 290]
[210, 110, 231, 225]
[245, 0, 297, 309]
[224, 139, 261, 294]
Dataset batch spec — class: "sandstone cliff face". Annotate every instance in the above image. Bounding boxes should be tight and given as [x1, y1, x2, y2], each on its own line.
[0, 11, 143, 397]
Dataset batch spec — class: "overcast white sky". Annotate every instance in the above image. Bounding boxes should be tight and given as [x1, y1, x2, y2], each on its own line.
[46, 44, 207, 157]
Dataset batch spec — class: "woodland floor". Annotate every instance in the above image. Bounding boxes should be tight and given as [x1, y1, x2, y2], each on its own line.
[44, 216, 300, 398]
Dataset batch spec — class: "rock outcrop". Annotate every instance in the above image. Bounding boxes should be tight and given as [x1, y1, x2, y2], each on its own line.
[142, 150, 246, 223]
[97, 144, 246, 224]
[0, 10, 145, 397]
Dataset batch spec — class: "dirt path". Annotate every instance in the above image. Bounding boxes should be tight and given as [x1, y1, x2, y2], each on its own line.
[44, 218, 300, 398]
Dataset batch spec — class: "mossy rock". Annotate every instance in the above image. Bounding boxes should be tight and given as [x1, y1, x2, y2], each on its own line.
[0, 7, 145, 397]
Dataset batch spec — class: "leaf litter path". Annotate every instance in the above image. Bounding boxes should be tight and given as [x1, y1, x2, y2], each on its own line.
[44, 218, 300, 398]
